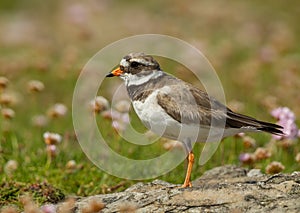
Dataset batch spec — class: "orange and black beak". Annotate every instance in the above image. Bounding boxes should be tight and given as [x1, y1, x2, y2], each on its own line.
[106, 67, 123, 77]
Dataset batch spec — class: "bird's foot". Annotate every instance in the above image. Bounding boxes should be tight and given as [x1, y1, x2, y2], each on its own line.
[181, 181, 192, 188]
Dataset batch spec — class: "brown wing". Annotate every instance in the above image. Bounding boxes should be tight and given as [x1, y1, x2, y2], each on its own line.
[156, 82, 283, 135]
[156, 84, 228, 127]
[190, 84, 283, 134]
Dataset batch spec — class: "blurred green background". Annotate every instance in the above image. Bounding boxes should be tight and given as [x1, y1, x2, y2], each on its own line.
[0, 0, 299, 208]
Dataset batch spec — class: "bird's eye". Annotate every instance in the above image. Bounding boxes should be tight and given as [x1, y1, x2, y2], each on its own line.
[130, 61, 140, 68]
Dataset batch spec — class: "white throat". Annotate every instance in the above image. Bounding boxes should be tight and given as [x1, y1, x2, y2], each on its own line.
[123, 71, 163, 87]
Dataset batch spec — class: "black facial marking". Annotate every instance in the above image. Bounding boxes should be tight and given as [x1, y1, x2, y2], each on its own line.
[120, 53, 161, 75]
[130, 61, 140, 68]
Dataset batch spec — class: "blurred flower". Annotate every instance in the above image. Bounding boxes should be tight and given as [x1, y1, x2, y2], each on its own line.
[46, 144, 57, 158]
[90, 96, 109, 114]
[57, 198, 75, 213]
[113, 113, 130, 132]
[4, 160, 18, 176]
[112, 100, 131, 132]
[27, 80, 45, 93]
[114, 100, 131, 113]
[66, 160, 77, 170]
[242, 136, 256, 148]
[0, 93, 15, 106]
[66, 3, 89, 25]
[40, 204, 56, 213]
[47, 103, 68, 118]
[239, 153, 255, 165]
[43, 132, 62, 166]
[112, 120, 126, 132]
[1, 17, 37, 45]
[20, 195, 40, 213]
[35, 58, 50, 72]
[81, 198, 105, 213]
[236, 59, 260, 89]
[31, 115, 49, 127]
[261, 95, 278, 110]
[254, 147, 271, 160]
[235, 22, 262, 48]
[265, 161, 285, 174]
[43, 132, 62, 145]
[259, 45, 278, 63]
[235, 132, 245, 138]
[163, 140, 184, 150]
[295, 153, 300, 163]
[120, 113, 130, 124]
[1, 108, 15, 119]
[269, 23, 294, 52]
[101, 107, 130, 133]
[271, 107, 299, 140]
[62, 46, 78, 66]
[0, 206, 18, 213]
[101, 109, 121, 120]
[278, 139, 294, 149]
[144, 130, 158, 139]
[0, 76, 9, 90]
[227, 100, 245, 112]
[271, 107, 295, 120]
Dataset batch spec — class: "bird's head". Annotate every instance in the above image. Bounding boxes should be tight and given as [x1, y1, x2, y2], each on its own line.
[106, 53, 160, 80]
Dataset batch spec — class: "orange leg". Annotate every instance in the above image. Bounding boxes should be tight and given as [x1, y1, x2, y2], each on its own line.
[181, 151, 194, 188]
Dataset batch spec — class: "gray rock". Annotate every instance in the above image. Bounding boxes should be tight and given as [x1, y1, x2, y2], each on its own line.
[70, 165, 300, 212]
[247, 169, 263, 177]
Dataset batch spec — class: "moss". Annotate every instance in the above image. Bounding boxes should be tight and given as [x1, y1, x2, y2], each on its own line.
[0, 181, 65, 209]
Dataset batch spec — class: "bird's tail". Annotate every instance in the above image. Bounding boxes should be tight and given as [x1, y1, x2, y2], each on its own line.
[255, 120, 284, 135]
[226, 110, 284, 136]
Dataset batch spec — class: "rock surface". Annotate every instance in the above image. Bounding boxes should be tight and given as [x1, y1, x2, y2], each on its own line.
[72, 165, 300, 212]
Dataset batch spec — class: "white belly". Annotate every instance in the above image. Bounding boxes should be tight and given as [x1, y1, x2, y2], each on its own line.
[132, 89, 237, 143]
[132, 89, 179, 139]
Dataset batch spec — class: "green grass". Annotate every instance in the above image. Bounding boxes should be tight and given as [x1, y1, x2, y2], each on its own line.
[0, 0, 300, 210]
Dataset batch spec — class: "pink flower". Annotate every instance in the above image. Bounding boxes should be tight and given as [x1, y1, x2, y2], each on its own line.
[254, 147, 271, 160]
[271, 107, 299, 140]
[0, 76, 9, 90]
[265, 161, 285, 174]
[242, 136, 256, 148]
[271, 107, 295, 120]
[40, 204, 56, 213]
[31, 115, 48, 127]
[239, 153, 255, 165]
[43, 132, 62, 145]
[101, 110, 119, 120]
[4, 160, 18, 175]
[112, 120, 126, 132]
[27, 80, 45, 93]
[114, 100, 131, 113]
[46, 145, 57, 157]
[90, 96, 109, 114]
[120, 113, 130, 124]
[47, 103, 68, 118]
[1, 108, 15, 119]
[66, 3, 89, 25]
[295, 153, 300, 163]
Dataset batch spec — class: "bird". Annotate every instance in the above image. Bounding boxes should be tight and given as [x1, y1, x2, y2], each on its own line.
[106, 52, 284, 188]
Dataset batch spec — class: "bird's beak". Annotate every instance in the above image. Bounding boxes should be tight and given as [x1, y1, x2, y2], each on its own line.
[106, 67, 123, 77]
